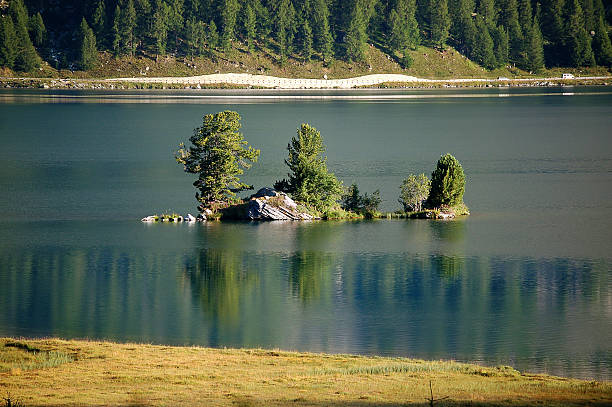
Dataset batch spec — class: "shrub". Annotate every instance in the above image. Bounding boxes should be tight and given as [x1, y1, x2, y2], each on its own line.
[399, 173, 430, 212]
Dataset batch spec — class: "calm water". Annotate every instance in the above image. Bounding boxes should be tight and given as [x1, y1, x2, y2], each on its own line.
[1, 87, 611, 380]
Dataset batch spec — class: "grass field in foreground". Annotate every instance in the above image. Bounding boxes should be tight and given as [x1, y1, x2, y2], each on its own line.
[0, 337, 610, 406]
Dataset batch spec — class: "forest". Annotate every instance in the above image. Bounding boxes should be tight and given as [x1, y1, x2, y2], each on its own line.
[0, 0, 611, 74]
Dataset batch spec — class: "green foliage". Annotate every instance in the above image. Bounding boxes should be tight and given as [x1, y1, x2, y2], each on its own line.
[207, 20, 220, 49]
[221, 0, 239, 51]
[0, 17, 17, 69]
[9, 0, 40, 71]
[152, 3, 169, 55]
[389, 0, 420, 53]
[120, 0, 137, 56]
[78, 18, 98, 70]
[592, 16, 612, 66]
[525, 7, 545, 72]
[430, 0, 450, 48]
[111, 5, 121, 55]
[312, 0, 333, 61]
[274, 0, 296, 61]
[296, 1, 314, 60]
[427, 153, 466, 208]
[344, 1, 369, 61]
[399, 173, 431, 212]
[243, 4, 257, 52]
[176, 111, 260, 209]
[186, 18, 206, 57]
[92, 0, 106, 47]
[28, 12, 45, 47]
[275, 123, 343, 213]
[340, 183, 381, 217]
[491, 25, 509, 67]
[564, 0, 595, 66]
[472, 17, 496, 69]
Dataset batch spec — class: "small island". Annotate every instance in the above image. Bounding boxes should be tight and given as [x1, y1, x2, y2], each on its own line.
[143, 110, 468, 223]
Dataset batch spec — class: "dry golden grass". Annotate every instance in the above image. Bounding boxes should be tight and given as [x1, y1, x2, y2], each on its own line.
[0, 337, 610, 406]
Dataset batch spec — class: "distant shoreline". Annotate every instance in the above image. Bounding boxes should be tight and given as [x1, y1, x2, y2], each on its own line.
[1, 72, 611, 90]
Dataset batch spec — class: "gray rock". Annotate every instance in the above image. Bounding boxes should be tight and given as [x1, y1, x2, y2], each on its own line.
[247, 190, 314, 221]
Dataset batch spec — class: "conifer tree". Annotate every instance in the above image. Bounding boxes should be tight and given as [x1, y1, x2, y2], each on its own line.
[253, 0, 271, 39]
[498, 0, 523, 64]
[430, 0, 450, 48]
[297, 3, 314, 61]
[120, 0, 137, 56]
[221, 0, 239, 51]
[92, 0, 106, 48]
[152, 2, 169, 55]
[28, 12, 45, 47]
[477, 0, 496, 27]
[449, 0, 476, 55]
[592, 15, 612, 65]
[111, 5, 121, 55]
[78, 18, 98, 70]
[491, 25, 509, 66]
[564, 0, 595, 66]
[389, 0, 420, 53]
[525, 5, 545, 72]
[0, 17, 18, 68]
[312, 0, 333, 61]
[541, 0, 565, 65]
[472, 17, 496, 69]
[207, 20, 220, 49]
[243, 4, 257, 52]
[275, 0, 296, 62]
[9, 0, 40, 71]
[344, 1, 369, 61]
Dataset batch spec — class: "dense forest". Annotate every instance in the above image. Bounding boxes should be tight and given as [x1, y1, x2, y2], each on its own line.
[0, 0, 611, 74]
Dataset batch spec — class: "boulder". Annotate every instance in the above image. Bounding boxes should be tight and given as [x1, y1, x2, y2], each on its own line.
[247, 189, 314, 221]
[141, 215, 157, 222]
[185, 214, 197, 222]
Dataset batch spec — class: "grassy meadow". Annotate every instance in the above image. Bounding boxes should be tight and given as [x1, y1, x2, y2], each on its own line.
[0, 337, 610, 406]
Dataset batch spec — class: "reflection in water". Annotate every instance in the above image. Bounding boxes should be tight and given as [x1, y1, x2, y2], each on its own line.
[0, 222, 610, 380]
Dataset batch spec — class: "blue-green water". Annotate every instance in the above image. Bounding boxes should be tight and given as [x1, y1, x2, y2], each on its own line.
[1, 87, 611, 379]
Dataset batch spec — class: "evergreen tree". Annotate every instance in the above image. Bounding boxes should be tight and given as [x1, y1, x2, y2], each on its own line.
[344, 1, 369, 61]
[472, 17, 496, 69]
[564, 0, 595, 66]
[243, 4, 257, 52]
[28, 12, 45, 47]
[498, 0, 523, 64]
[541, 0, 565, 65]
[312, 0, 333, 61]
[207, 20, 220, 49]
[152, 2, 169, 55]
[91, 0, 106, 48]
[449, 0, 476, 55]
[0, 17, 18, 68]
[491, 25, 509, 66]
[176, 111, 260, 210]
[78, 18, 98, 70]
[253, 0, 271, 39]
[274, 123, 343, 213]
[525, 6, 545, 72]
[592, 15, 612, 65]
[134, 0, 152, 47]
[581, 0, 596, 34]
[166, 0, 184, 53]
[220, 0, 239, 51]
[186, 17, 205, 56]
[275, 0, 296, 61]
[10, 0, 40, 71]
[389, 0, 420, 53]
[477, 0, 496, 27]
[120, 0, 137, 56]
[427, 153, 466, 208]
[297, 5, 314, 60]
[430, 0, 450, 48]
[111, 5, 121, 55]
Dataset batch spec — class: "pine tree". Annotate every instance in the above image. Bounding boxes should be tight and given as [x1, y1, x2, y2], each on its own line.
[592, 15, 612, 65]
[430, 0, 450, 48]
[564, 0, 595, 66]
[344, 1, 368, 61]
[28, 12, 45, 47]
[389, 0, 420, 53]
[491, 25, 509, 66]
[253, 0, 271, 39]
[78, 18, 98, 70]
[120, 0, 137, 56]
[449, 0, 476, 55]
[312, 0, 333, 61]
[477, 0, 496, 27]
[91, 0, 106, 48]
[296, 2, 314, 61]
[207, 20, 219, 50]
[221, 0, 239, 51]
[541, 0, 565, 65]
[152, 2, 169, 55]
[498, 0, 523, 64]
[275, 0, 296, 62]
[0, 17, 18, 68]
[472, 17, 496, 69]
[9, 0, 40, 71]
[526, 7, 545, 72]
[111, 5, 121, 55]
[243, 4, 257, 52]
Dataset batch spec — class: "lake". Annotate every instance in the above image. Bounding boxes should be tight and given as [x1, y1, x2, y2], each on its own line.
[0, 87, 611, 380]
